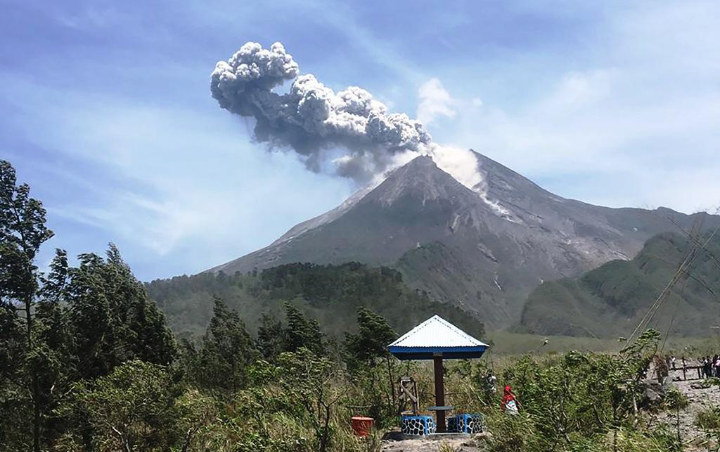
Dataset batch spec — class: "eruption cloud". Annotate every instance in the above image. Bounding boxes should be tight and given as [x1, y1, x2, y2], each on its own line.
[210, 41, 482, 190]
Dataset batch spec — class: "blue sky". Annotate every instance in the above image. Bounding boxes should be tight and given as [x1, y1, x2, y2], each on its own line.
[2, 0, 719, 281]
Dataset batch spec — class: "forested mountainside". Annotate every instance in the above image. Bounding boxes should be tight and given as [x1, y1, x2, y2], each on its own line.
[147, 262, 485, 340]
[520, 231, 720, 337]
[210, 153, 720, 329]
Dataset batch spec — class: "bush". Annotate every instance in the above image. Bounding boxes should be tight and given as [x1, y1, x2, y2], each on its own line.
[696, 407, 720, 430]
[663, 387, 688, 410]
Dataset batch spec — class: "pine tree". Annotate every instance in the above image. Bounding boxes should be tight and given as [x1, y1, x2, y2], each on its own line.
[257, 312, 286, 361]
[65, 245, 177, 381]
[0, 160, 54, 451]
[284, 302, 325, 355]
[193, 298, 258, 394]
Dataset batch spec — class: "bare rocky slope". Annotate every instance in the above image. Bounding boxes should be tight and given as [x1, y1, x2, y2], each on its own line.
[209, 152, 719, 329]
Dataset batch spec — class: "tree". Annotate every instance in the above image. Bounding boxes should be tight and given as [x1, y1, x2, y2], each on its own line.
[257, 312, 286, 361]
[343, 308, 399, 424]
[0, 160, 54, 451]
[278, 348, 342, 452]
[58, 360, 179, 452]
[344, 307, 397, 366]
[284, 302, 325, 356]
[191, 298, 258, 394]
[65, 246, 177, 381]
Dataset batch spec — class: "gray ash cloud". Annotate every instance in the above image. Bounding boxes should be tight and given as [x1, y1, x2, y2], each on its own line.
[211, 42, 432, 182]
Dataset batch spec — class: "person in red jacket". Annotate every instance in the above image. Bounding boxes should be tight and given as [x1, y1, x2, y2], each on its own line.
[501, 385, 520, 415]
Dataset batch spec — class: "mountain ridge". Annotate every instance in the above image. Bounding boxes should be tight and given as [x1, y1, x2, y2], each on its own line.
[208, 151, 720, 328]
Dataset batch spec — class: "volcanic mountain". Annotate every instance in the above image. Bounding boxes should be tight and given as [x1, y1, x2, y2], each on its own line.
[209, 152, 718, 328]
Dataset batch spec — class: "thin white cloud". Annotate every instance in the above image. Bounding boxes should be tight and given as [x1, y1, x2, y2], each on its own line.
[1, 76, 352, 277]
[450, 1, 720, 214]
[417, 78, 456, 126]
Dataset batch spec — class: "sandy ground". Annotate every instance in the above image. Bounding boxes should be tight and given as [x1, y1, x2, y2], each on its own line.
[381, 432, 489, 452]
[652, 374, 720, 451]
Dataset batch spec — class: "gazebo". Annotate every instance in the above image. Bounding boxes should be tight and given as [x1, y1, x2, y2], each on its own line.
[388, 315, 489, 433]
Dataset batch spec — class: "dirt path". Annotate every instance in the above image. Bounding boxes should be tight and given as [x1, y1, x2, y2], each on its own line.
[652, 373, 720, 451]
[381, 432, 488, 452]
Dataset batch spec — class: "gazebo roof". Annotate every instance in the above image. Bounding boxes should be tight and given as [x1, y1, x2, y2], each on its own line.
[388, 315, 489, 360]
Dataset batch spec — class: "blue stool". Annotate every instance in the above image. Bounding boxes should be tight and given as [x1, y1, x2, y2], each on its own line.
[401, 414, 436, 436]
[448, 413, 484, 433]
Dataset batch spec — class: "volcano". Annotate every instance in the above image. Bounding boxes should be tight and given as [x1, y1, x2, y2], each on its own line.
[209, 151, 718, 328]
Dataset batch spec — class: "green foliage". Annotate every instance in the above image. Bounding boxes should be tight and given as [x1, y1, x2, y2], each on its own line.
[344, 307, 397, 366]
[700, 377, 720, 388]
[342, 309, 399, 426]
[278, 348, 341, 452]
[522, 231, 720, 337]
[146, 262, 485, 342]
[258, 312, 286, 361]
[0, 159, 55, 451]
[0, 159, 54, 304]
[58, 360, 179, 452]
[499, 331, 660, 449]
[284, 302, 326, 356]
[696, 406, 720, 430]
[485, 412, 544, 452]
[663, 387, 688, 410]
[188, 298, 258, 394]
[66, 246, 177, 381]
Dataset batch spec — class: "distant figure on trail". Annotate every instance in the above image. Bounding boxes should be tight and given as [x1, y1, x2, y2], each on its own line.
[671, 356, 676, 370]
[501, 385, 520, 415]
[712, 355, 718, 377]
[486, 370, 497, 393]
[705, 357, 712, 378]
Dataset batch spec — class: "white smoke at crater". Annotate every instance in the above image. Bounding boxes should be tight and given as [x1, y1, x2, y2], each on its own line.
[210, 41, 491, 200]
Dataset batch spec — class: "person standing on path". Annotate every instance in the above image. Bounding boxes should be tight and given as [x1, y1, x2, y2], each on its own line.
[501, 385, 520, 415]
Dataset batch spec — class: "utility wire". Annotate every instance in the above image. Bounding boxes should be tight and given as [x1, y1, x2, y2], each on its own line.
[628, 218, 718, 343]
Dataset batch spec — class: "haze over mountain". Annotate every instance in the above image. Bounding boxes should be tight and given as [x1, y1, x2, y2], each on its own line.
[209, 151, 719, 329]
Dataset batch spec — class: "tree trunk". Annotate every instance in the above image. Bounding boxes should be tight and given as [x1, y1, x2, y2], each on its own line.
[385, 357, 396, 409]
[25, 293, 41, 452]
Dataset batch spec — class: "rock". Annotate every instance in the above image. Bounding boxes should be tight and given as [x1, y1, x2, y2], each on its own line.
[645, 387, 662, 403]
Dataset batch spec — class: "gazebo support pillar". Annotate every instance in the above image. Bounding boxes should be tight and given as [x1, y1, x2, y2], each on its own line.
[433, 355, 446, 433]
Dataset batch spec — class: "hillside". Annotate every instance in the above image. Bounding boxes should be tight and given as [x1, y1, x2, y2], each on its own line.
[208, 152, 720, 329]
[520, 231, 720, 337]
[146, 262, 485, 340]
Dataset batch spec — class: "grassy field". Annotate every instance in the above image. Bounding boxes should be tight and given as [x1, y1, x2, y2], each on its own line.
[482, 330, 720, 357]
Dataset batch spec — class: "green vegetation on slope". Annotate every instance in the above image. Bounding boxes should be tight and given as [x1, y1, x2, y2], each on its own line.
[520, 231, 720, 337]
[146, 261, 485, 341]
[2, 158, 709, 451]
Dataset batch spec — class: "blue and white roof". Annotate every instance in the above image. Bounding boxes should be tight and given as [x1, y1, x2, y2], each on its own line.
[388, 315, 489, 360]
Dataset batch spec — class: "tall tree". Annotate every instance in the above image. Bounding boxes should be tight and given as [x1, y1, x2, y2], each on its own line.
[257, 312, 286, 362]
[344, 307, 397, 366]
[284, 302, 325, 356]
[65, 245, 177, 381]
[192, 298, 258, 394]
[343, 308, 399, 423]
[0, 160, 54, 451]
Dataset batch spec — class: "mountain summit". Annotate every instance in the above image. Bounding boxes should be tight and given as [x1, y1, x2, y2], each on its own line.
[210, 151, 718, 328]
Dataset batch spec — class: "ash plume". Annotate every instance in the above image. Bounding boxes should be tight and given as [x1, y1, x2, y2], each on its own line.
[211, 41, 435, 182]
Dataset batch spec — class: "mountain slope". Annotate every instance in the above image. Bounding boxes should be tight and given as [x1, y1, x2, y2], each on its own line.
[520, 231, 720, 337]
[209, 152, 719, 328]
[147, 262, 485, 340]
